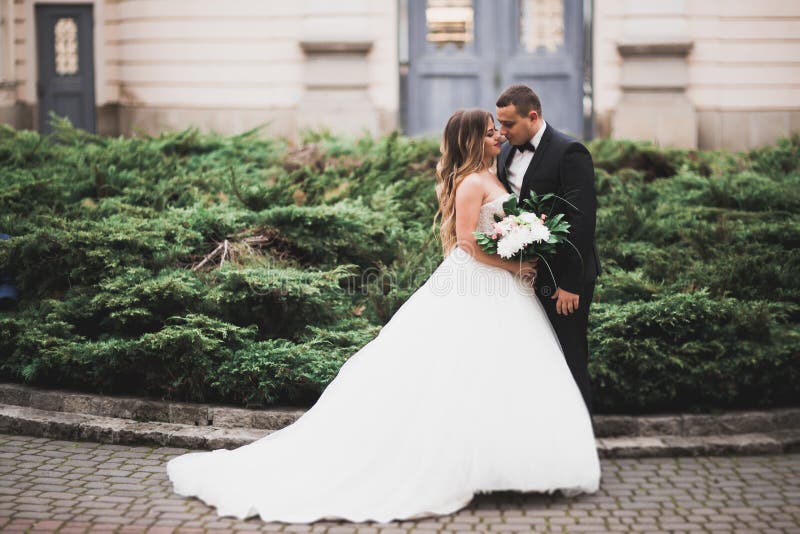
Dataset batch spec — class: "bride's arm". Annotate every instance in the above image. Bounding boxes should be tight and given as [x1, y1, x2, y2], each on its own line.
[454, 177, 532, 276]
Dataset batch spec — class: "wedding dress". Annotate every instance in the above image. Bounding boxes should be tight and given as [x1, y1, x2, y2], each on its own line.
[166, 192, 601, 523]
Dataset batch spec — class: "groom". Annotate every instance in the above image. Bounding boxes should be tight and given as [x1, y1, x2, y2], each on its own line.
[495, 84, 601, 414]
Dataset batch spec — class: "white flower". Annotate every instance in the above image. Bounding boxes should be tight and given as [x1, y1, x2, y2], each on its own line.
[496, 214, 552, 258]
[497, 229, 527, 258]
[529, 223, 551, 243]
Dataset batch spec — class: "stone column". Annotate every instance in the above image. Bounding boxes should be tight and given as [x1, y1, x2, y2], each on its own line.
[296, 0, 379, 137]
[297, 40, 377, 136]
[611, 0, 697, 149]
[0, 0, 14, 122]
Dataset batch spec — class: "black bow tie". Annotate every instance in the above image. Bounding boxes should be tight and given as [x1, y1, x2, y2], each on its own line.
[514, 142, 535, 153]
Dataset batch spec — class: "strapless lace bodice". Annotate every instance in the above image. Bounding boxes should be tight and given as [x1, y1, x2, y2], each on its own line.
[477, 193, 515, 233]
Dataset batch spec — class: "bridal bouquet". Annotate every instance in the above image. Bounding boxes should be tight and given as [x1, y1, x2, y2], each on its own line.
[473, 192, 575, 279]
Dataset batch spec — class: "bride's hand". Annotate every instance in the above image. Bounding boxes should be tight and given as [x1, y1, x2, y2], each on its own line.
[511, 259, 538, 285]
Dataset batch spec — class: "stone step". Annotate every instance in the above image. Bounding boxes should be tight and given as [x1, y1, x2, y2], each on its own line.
[1, 382, 799, 438]
[0, 403, 273, 450]
[0, 382, 304, 431]
[1, 403, 799, 459]
[597, 430, 800, 458]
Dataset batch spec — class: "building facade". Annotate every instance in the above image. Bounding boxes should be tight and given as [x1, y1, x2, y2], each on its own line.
[0, 0, 798, 149]
[594, 0, 800, 150]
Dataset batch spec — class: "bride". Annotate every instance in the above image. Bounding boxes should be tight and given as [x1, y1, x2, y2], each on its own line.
[166, 108, 601, 524]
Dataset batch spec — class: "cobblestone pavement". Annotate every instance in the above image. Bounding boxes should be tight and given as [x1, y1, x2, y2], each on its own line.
[0, 433, 798, 533]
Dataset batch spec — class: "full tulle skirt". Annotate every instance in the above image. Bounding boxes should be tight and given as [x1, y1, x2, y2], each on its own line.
[166, 247, 601, 523]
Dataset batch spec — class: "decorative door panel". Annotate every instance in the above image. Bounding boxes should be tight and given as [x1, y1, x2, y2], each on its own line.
[406, 0, 584, 137]
[502, 0, 584, 137]
[35, 4, 96, 134]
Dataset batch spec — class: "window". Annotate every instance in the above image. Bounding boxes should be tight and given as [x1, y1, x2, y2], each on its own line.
[519, 0, 564, 53]
[54, 17, 78, 75]
[426, 0, 474, 48]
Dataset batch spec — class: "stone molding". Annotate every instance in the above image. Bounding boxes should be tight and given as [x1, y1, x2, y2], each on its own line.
[611, 34, 697, 148]
[616, 39, 693, 58]
[296, 37, 379, 135]
[299, 40, 373, 55]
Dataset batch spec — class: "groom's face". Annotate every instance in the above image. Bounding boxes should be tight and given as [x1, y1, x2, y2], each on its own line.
[496, 105, 538, 146]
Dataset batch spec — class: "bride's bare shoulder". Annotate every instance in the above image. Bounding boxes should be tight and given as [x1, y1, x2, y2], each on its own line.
[455, 173, 486, 200]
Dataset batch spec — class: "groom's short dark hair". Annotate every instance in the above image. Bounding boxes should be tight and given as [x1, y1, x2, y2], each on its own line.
[496, 85, 542, 117]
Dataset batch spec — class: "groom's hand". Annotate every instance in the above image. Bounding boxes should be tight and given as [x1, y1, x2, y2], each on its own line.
[552, 288, 580, 315]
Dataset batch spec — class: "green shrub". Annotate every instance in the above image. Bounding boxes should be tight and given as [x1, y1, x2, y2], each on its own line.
[213, 318, 380, 406]
[205, 265, 356, 339]
[255, 201, 402, 267]
[590, 292, 799, 412]
[1, 121, 797, 412]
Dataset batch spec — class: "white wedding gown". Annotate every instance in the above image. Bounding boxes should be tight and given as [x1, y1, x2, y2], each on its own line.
[167, 192, 601, 523]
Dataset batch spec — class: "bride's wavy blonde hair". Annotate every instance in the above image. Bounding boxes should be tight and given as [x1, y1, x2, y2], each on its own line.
[433, 108, 494, 255]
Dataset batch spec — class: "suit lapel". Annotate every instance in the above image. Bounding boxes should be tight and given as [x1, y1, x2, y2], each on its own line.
[518, 126, 552, 203]
[497, 142, 514, 193]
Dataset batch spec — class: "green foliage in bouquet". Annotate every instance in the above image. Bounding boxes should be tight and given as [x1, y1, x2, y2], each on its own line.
[0, 116, 797, 413]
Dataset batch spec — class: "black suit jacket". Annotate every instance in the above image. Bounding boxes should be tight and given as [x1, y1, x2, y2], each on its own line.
[497, 125, 601, 295]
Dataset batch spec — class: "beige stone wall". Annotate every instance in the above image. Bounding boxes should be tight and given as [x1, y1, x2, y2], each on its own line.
[594, 0, 800, 149]
[1, 0, 15, 82]
[9, 0, 795, 147]
[108, 0, 398, 137]
[3, 0, 399, 137]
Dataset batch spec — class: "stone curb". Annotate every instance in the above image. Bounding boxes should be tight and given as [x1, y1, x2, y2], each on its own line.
[0, 382, 304, 431]
[1, 382, 799, 458]
[0, 404, 272, 450]
[2, 382, 799, 438]
[2, 403, 799, 459]
[596, 430, 800, 458]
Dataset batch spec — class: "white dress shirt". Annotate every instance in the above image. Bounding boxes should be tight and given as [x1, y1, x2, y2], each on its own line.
[506, 121, 547, 198]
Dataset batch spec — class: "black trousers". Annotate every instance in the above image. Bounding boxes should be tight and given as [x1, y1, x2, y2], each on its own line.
[536, 280, 595, 414]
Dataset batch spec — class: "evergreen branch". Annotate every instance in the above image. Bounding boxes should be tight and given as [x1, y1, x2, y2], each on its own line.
[191, 242, 224, 271]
